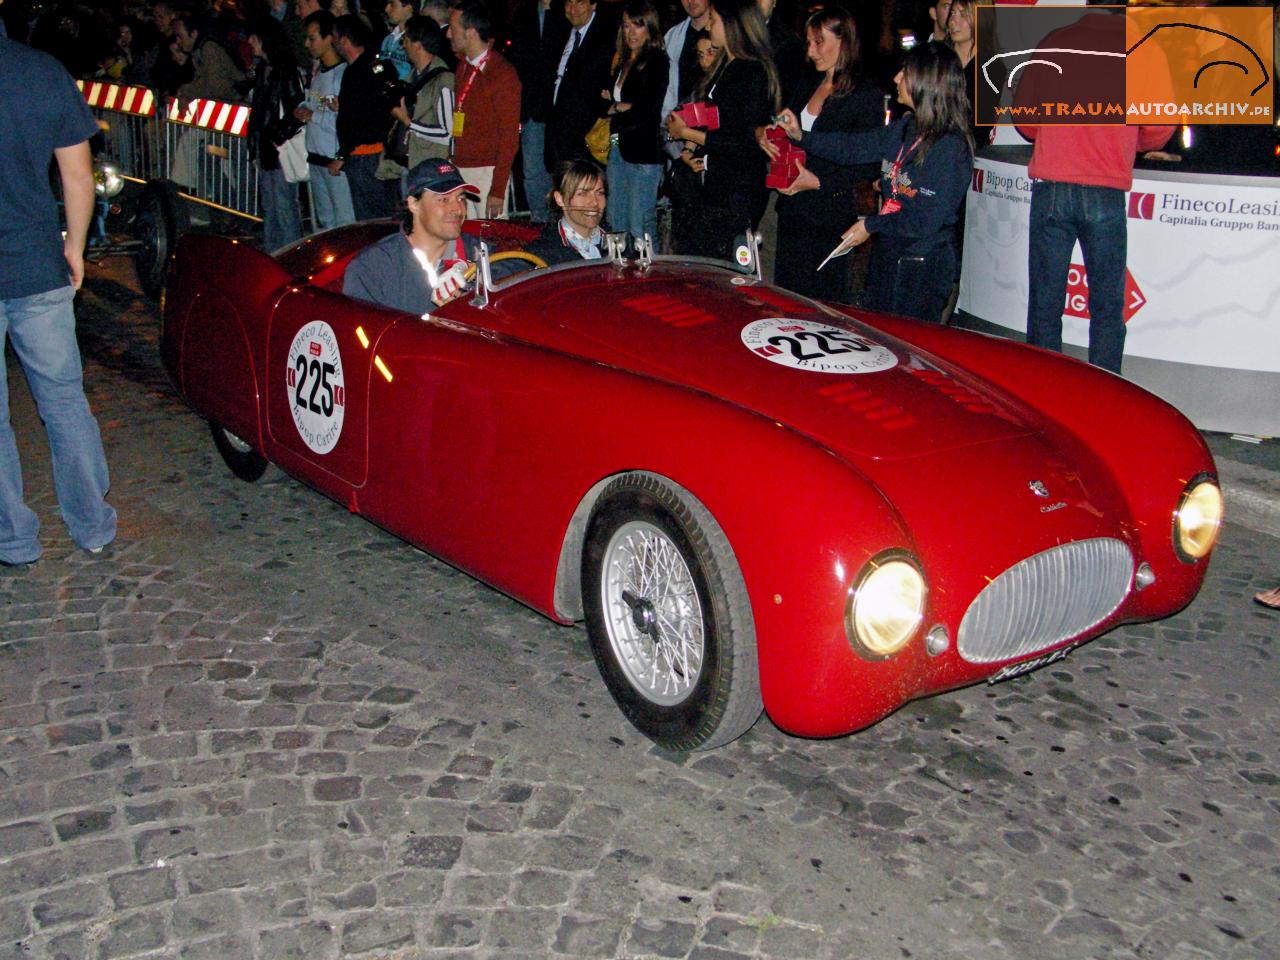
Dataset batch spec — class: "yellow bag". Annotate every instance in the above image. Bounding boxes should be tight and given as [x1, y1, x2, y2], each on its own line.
[585, 117, 612, 165]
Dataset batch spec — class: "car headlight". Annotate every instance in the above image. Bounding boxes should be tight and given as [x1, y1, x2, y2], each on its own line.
[846, 553, 926, 659]
[1173, 475, 1222, 562]
[94, 162, 124, 199]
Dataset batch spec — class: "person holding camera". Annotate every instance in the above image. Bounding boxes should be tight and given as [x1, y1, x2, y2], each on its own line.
[296, 11, 356, 228]
[388, 16, 454, 172]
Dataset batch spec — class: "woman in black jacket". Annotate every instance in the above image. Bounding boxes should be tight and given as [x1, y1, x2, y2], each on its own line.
[247, 17, 306, 250]
[777, 42, 974, 322]
[601, 0, 669, 249]
[765, 5, 882, 302]
[665, 0, 777, 261]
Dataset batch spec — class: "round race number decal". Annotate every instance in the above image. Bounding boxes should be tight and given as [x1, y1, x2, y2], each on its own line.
[285, 320, 346, 454]
[741, 318, 898, 374]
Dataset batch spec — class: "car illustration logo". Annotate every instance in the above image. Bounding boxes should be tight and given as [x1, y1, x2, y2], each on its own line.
[1029, 480, 1050, 498]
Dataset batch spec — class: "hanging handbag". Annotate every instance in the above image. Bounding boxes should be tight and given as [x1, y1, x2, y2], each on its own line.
[585, 117, 612, 165]
[277, 127, 310, 182]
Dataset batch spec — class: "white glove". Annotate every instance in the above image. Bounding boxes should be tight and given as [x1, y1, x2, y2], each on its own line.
[431, 260, 469, 308]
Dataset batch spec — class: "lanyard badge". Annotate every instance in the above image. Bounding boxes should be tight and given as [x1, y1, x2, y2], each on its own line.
[880, 136, 921, 216]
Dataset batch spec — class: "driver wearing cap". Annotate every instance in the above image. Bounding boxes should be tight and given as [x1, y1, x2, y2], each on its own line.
[344, 159, 482, 314]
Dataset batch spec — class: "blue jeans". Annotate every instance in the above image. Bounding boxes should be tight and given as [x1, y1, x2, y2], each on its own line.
[521, 120, 551, 222]
[1027, 179, 1128, 374]
[307, 163, 356, 230]
[606, 144, 663, 247]
[0, 286, 116, 563]
[259, 166, 302, 251]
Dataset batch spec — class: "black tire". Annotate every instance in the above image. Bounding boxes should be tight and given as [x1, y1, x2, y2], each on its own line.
[581, 473, 761, 751]
[134, 181, 188, 300]
[210, 422, 271, 482]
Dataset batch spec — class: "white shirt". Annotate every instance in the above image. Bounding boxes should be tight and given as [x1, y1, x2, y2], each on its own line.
[554, 11, 596, 104]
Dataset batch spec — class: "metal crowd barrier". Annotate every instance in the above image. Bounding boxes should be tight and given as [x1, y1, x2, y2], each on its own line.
[78, 80, 165, 181]
[164, 96, 259, 220]
[78, 81, 261, 222]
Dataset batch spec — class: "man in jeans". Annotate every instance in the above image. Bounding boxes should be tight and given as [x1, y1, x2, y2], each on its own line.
[0, 32, 117, 565]
[297, 10, 356, 228]
[1016, 2, 1172, 374]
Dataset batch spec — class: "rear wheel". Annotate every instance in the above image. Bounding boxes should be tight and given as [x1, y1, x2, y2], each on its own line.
[210, 423, 271, 482]
[134, 181, 187, 300]
[582, 474, 761, 751]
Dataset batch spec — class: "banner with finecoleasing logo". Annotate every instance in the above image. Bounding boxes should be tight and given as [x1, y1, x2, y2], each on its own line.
[960, 155, 1280, 375]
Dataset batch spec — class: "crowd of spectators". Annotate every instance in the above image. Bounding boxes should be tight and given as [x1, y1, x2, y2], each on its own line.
[2, 0, 995, 321]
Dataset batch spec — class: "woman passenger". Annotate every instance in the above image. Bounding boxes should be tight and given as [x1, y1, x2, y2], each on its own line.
[525, 159, 610, 265]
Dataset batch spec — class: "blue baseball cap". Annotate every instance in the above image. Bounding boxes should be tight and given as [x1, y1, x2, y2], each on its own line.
[406, 160, 481, 198]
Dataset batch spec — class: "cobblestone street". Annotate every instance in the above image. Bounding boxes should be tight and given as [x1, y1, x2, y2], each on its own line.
[1, 263, 1277, 959]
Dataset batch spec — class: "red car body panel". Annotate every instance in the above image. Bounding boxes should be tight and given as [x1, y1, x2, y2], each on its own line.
[162, 224, 1218, 738]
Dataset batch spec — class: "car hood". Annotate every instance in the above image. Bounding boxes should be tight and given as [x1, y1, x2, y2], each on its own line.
[538, 269, 1039, 462]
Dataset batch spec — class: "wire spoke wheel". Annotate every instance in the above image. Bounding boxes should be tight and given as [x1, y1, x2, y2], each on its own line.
[582, 473, 762, 751]
[601, 520, 705, 706]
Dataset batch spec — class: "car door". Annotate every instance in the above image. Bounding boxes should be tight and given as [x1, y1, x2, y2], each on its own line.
[264, 287, 402, 493]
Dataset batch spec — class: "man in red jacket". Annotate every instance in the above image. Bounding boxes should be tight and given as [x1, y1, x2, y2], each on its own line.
[447, 0, 521, 218]
[1016, 2, 1173, 375]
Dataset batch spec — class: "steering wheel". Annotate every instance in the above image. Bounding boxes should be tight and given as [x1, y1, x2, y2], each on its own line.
[462, 250, 549, 284]
[490, 250, 549, 270]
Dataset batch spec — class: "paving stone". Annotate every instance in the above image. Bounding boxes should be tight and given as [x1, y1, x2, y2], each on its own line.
[626, 918, 700, 958]
[428, 911, 485, 948]
[340, 911, 415, 955]
[399, 834, 462, 870]
[0, 820, 53, 856]
[32, 882, 108, 929]
[0, 898, 32, 941]
[552, 914, 626, 956]
[255, 921, 337, 960]
[172, 892, 242, 939]
[107, 866, 178, 909]
[312, 777, 362, 802]
[96, 908, 168, 958]
[53, 808, 114, 841]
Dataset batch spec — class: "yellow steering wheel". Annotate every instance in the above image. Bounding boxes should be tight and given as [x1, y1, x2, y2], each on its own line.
[462, 250, 550, 283]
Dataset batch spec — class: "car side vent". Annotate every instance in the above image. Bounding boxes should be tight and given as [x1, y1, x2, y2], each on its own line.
[957, 538, 1133, 664]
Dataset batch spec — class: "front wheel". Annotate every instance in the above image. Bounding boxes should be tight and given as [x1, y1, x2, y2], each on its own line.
[210, 422, 271, 482]
[581, 474, 761, 751]
[134, 181, 187, 300]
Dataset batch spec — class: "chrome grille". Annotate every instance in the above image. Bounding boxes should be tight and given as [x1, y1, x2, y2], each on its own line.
[957, 538, 1133, 664]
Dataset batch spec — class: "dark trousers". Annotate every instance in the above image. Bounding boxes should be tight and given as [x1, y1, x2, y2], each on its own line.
[864, 236, 956, 323]
[345, 152, 399, 222]
[774, 189, 857, 303]
[1027, 179, 1128, 374]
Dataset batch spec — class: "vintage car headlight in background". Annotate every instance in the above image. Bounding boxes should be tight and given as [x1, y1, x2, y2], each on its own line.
[847, 553, 926, 659]
[94, 162, 125, 199]
[1173, 476, 1223, 562]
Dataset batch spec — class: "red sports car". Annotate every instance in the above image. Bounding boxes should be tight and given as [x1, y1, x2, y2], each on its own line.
[160, 222, 1223, 750]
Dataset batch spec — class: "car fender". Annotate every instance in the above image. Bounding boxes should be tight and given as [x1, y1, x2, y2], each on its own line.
[854, 314, 1219, 614]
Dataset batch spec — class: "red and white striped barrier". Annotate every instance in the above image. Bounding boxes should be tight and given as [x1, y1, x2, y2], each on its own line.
[166, 97, 251, 137]
[77, 80, 156, 117]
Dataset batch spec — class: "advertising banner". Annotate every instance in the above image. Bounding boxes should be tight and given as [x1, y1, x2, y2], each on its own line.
[960, 154, 1280, 376]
